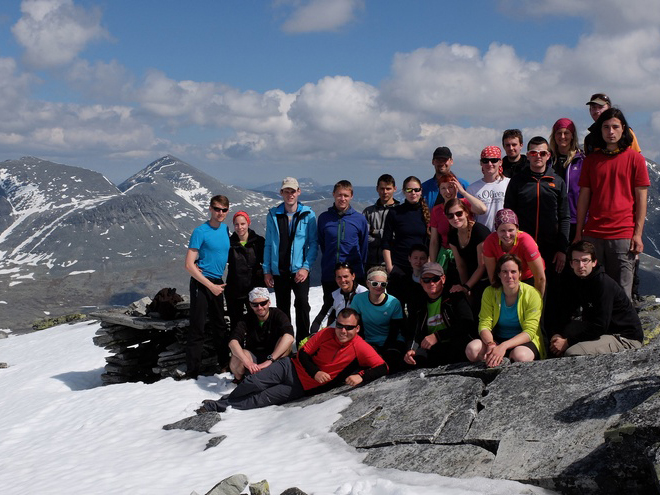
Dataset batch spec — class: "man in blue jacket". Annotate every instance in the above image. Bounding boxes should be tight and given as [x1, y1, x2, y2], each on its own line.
[315, 180, 369, 331]
[264, 177, 318, 346]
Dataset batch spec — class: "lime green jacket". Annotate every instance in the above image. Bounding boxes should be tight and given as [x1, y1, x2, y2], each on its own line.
[478, 283, 545, 359]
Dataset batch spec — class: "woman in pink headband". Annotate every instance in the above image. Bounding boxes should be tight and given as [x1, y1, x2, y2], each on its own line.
[549, 118, 585, 241]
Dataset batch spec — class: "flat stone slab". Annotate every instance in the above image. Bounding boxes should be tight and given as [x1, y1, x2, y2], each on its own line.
[162, 413, 221, 433]
[464, 345, 660, 493]
[90, 309, 189, 330]
[331, 371, 483, 447]
[361, 443, 495, 478]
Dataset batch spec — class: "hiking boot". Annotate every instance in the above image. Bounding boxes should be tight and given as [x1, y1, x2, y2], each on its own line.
[196, 399, 227, 414]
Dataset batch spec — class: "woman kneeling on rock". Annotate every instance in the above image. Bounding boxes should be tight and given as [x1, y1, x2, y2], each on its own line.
[465, 254, 545, 367]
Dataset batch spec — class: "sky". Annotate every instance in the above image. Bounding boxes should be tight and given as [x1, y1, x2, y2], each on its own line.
[0, 0, 658, 188]
[0, 291, 555, 495]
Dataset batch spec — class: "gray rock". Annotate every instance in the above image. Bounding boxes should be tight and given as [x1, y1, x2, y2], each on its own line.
[204, 435, 227, 450]
[204, 474, 248, 495]
[162, 413, 221, 433]
[249, 480, 270, 495]
[361, 443, 494, 478]
[0, 331, 8, 339]
[0, 362, 8, 368]
[279, 489, 308, 495]
[462, 346, 660, 493]
[127, 296, 151, 316]
[332, 371, 482, 447]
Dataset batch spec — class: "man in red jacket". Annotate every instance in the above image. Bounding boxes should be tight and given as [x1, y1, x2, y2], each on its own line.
[197, 308, 387, 412]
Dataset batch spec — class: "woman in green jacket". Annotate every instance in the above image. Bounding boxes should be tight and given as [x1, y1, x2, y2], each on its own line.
[466, 254, 545, 367]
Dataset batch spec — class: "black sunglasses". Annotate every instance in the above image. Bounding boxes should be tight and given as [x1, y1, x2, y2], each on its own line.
[404, 187, 422, 193]
[421, 275, 442, 283]
[211, 206, 229, 213]
[446, 210, 465, 220]
[250, 300, 269, 308]
[336, 322, 358, 330]
[480, 158, 500, 164]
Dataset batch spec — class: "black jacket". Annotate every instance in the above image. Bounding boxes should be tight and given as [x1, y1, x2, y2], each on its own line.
[405, 289, 476, 347]
[502, 154, 529, 178]
[226, 229, 265, 300]
[504, 165, 570, 256]
[559, 264, 643, 345]
[363, 198, 399, 266]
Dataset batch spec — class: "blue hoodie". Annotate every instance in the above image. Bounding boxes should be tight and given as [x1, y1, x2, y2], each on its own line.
[317, 205, 369, 282]
[263, 202, 318, 276]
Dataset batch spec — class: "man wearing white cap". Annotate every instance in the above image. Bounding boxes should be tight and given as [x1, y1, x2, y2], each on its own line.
[263, 177, 318, 345]
[228, 287, 295, 382]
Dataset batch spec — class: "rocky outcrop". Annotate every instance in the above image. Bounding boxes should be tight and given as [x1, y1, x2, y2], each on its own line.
[287, 335, 660, 494]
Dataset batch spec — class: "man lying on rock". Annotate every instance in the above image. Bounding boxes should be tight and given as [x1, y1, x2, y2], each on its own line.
[549, 241, 643, 357]
[197, 308, 387, 412]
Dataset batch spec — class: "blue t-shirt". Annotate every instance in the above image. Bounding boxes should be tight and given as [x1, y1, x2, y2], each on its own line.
[351, 292, 404, 347]
[188, 222, 230, 279]
[495, 292, 521, 340]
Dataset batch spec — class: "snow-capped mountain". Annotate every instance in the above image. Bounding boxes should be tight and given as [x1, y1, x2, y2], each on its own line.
[0, 156, 277, 332]
[119, 155, 278, 233]
[251, 177, 382, 204]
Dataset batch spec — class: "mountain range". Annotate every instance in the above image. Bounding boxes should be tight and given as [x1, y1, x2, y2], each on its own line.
[0, 154, 658, 332]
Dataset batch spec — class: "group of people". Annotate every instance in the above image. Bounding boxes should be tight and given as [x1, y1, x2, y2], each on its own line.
[188, 92, 648, 413]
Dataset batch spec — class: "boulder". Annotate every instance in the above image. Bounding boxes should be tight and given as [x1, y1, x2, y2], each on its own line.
[249, 480, 270, 495]
[204, 474, 248, 495]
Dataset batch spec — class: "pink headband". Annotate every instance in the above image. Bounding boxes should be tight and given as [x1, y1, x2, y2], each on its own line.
[553, 118, 576, 135]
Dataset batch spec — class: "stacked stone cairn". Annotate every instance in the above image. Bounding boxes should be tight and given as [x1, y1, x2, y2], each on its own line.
[91, 295, 221, 384]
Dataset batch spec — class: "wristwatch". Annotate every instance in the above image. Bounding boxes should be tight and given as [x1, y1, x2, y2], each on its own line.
[267, 354, 275, 362]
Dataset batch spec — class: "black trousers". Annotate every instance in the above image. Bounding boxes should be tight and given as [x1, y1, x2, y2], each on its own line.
[273, 271, 311, 345]
[186, 277, 229, 378]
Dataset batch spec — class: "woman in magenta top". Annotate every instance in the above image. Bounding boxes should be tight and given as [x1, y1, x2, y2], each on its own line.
[482, 209, 546, 297]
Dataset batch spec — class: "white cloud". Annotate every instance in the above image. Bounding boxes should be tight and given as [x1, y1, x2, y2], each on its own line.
[382, 23, 660, 124]
[280, 0, 364, 33]
[12, 0, 109, 69]
[499, 0, 660, 32]
[65, 59, 133, 102]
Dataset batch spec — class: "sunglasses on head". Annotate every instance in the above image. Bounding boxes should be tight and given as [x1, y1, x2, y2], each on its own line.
[590, 93, 611, 103]
[446, 210, 465, 220]
[336, 322, 358, 331]
[480, 157, 500, 164]
[211, 206, 229, 213]
[404, 187, 422, 193]
[421, 275, 442, 284]
[250, 300, 269, 308]
[527, 150, 550, 158]
[368, 280, 388, 288]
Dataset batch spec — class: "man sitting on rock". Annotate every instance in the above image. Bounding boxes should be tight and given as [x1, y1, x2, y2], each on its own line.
[228, 287, 295, 382]
[550, 241, 643, 357]
[404, 262, 475, 367]
[198, 308, 387, 412]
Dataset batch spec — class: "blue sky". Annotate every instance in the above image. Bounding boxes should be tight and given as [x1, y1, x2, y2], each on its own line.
[0, 0, 658, 187]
